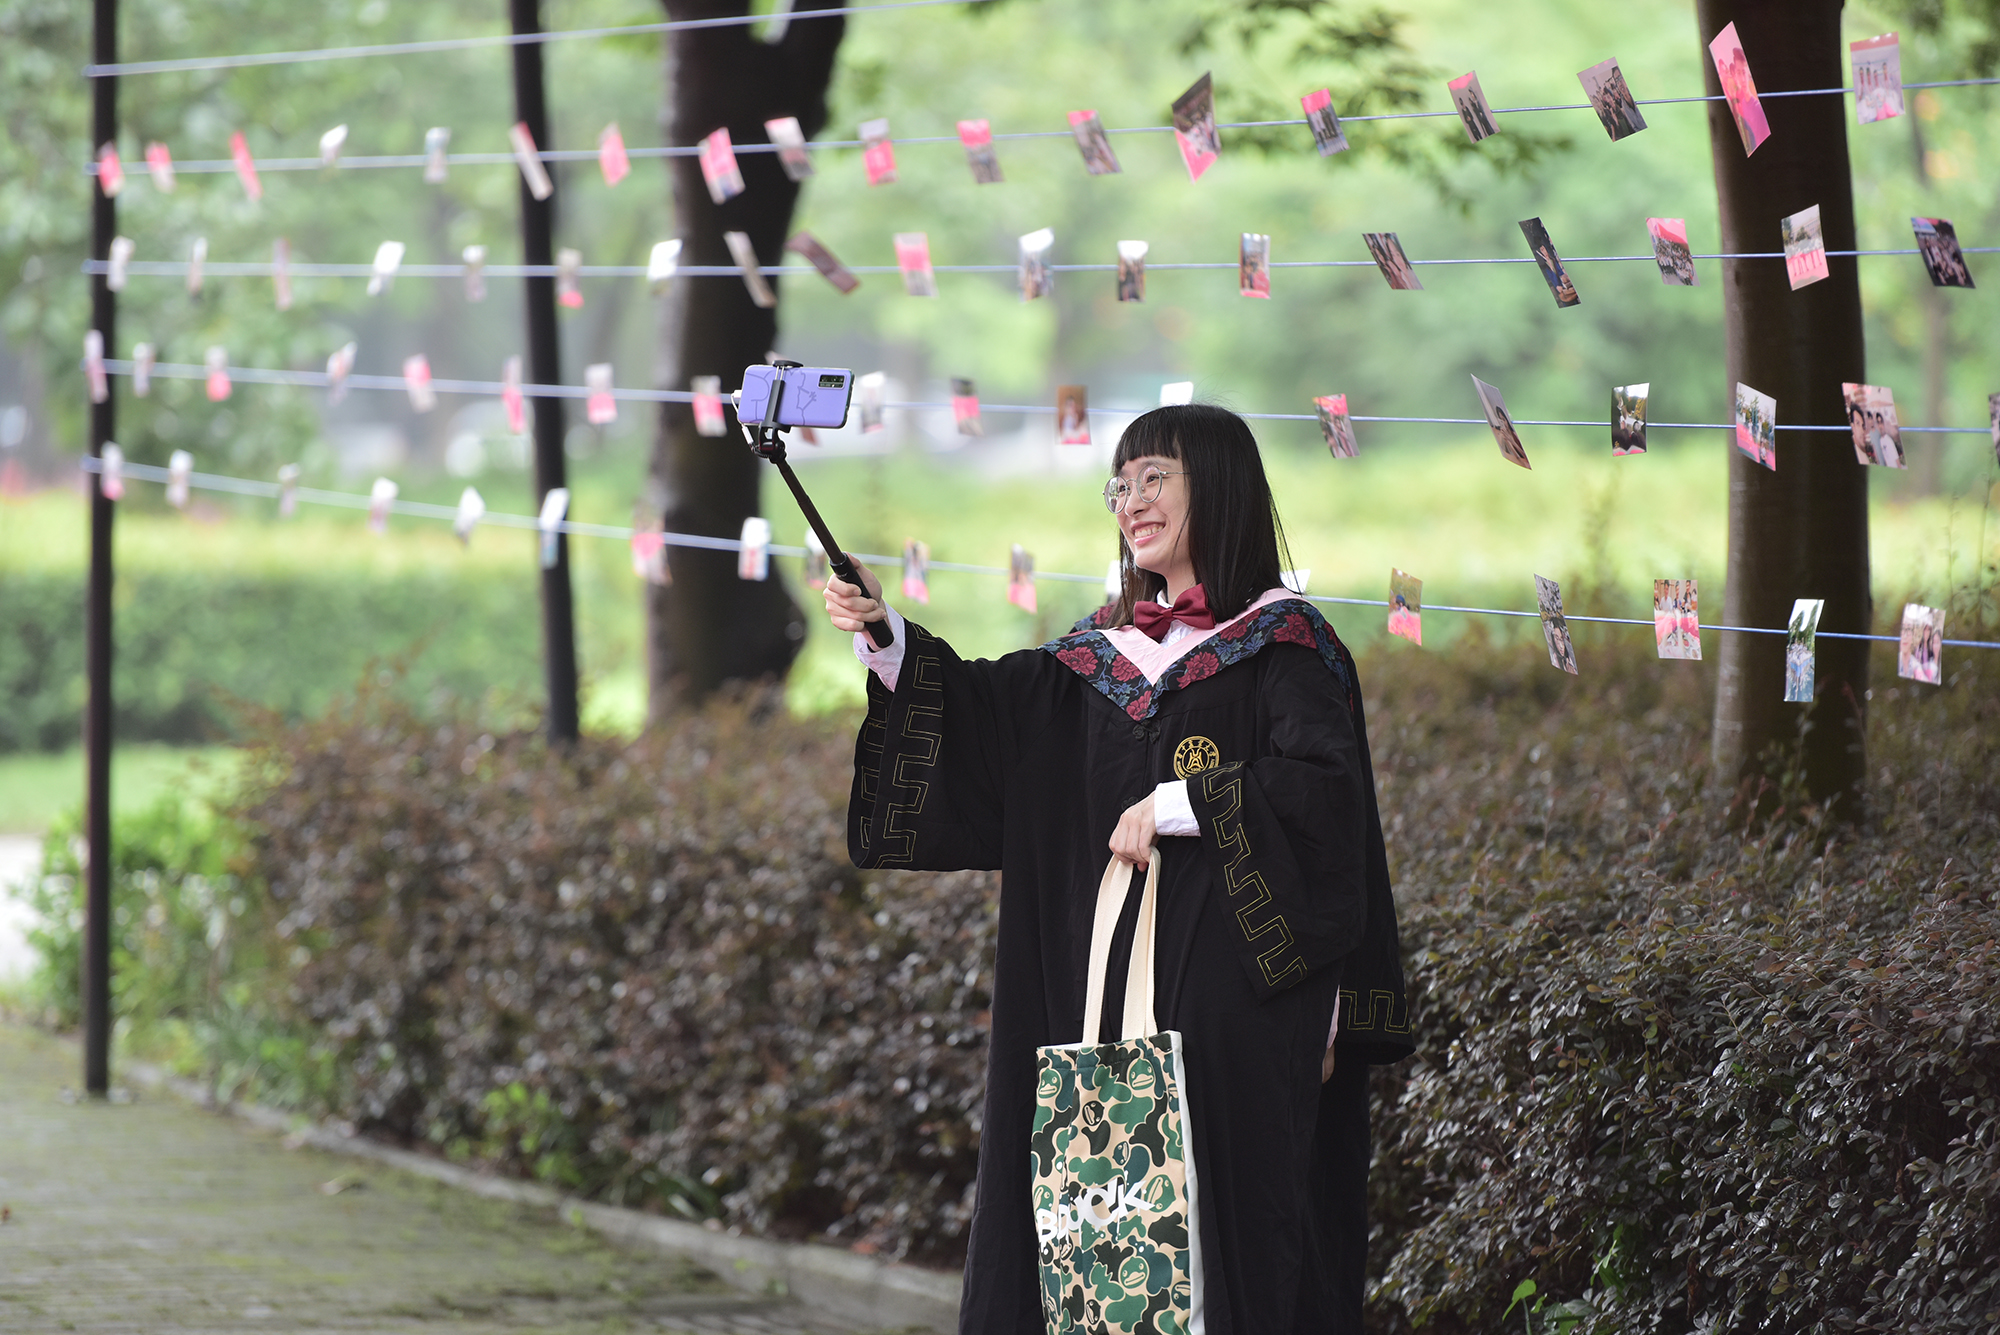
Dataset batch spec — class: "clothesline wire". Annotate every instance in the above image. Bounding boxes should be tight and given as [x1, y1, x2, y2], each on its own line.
[72, 455, 2000, 651]
[90, 359, 2000, 435]
[80, 246, 2000, 280]
[82, 76, 2000, 175]
[81, 0, 981, 78]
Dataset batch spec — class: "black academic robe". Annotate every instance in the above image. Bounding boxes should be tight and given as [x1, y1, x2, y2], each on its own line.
[848, 596, 1412, 1335]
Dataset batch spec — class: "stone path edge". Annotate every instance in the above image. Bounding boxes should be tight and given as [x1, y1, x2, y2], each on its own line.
[120, 1057, 963, 1334]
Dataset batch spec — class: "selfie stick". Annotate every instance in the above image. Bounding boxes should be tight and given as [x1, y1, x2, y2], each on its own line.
[743, 363, 894, 650]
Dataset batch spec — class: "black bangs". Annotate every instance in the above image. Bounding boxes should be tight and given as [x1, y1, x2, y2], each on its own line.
[1106, 404, 1293, 627]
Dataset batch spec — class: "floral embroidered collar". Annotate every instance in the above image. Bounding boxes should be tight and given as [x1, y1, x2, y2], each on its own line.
[1043, 593, 1352, 721]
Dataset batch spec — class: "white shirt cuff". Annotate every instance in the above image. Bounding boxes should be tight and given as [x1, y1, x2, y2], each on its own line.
[854, 604, 908, 690]
[1152, 779, 1199, 837]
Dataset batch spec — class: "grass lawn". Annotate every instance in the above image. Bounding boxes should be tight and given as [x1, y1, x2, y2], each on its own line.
[0, 744, 244, 836]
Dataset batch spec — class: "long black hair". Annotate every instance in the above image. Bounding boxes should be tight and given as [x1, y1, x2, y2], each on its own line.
[1107, 403, 1295, 626]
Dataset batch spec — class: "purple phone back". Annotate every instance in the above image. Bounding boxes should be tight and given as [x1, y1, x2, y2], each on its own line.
[737, 365, 853, 428]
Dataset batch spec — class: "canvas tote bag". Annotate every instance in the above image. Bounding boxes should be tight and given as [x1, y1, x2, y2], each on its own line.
[1032, 849, 1206, 1335]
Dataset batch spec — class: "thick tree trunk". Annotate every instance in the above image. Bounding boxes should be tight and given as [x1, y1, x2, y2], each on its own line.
[645, 2, 844, 717]
[1699, 0, 1871, 818]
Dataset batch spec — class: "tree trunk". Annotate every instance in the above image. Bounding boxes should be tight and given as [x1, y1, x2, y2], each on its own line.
[1700, 0, 1871, 819]
[645, 1, 844, 717]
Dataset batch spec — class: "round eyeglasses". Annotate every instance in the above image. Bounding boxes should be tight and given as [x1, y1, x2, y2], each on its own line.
[1103, 467, 1185, 514]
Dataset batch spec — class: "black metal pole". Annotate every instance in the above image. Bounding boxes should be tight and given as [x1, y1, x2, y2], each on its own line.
[83, 0, 118, 1097]
[509, 0, 580, 744]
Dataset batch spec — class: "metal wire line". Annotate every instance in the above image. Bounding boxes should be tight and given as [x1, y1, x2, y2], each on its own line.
[96, 358, 2000, 437]
[72, 456, 2000, 650]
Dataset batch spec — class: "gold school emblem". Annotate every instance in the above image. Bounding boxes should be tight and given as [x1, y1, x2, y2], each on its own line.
[1173, 735, 1220, 779]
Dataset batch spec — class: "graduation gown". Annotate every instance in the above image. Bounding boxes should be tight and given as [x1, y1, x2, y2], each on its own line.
[848, 593, 1412, 1335]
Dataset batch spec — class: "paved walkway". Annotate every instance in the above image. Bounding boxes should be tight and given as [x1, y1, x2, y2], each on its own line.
[0, 1026, 906, 1334]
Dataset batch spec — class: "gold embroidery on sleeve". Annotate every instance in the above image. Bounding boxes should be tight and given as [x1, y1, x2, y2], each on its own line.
[1200, 766, 1308, 991]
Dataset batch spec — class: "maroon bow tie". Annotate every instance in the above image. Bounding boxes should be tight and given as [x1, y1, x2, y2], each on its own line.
[1134, 585, 1215, 641]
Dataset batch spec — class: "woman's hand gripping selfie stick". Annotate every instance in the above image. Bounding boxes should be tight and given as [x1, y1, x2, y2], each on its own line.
[741, 372, 894, 650]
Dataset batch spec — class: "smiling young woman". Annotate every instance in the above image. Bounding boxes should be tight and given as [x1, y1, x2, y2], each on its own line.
[822, 403, 1410, 1335]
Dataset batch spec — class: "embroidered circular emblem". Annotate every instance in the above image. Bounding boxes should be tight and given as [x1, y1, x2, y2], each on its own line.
[1173, 735, 1220, 779]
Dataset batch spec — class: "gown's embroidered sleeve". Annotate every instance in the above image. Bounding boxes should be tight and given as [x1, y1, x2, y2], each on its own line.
[1185, 643, 1371, 1001]
[847, 618, 1060, 872]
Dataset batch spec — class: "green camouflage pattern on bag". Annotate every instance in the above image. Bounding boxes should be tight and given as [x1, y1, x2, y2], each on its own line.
[1031, 1033, 1194, 1334]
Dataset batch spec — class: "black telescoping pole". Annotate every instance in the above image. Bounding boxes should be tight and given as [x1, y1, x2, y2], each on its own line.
[83, 0, 118, 1097]
[508, 0, 580, 744]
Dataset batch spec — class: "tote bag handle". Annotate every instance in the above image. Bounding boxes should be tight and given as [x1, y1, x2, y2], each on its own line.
[1079, 848, 1161, 1047]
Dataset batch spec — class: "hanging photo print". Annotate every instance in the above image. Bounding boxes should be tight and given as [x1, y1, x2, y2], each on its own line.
[501, 354, 525, 433]
[586, 364, 617, 425]
[958, 119, 1004, 183]
[230, 131, 262, 201]
[165, 450, 194, 510]
[205, 345, 231, 401]
[1159, 381, 1194, 405]
[895, 232, 937, 296]
[952, 378, 983, 436]
[1170, 72, 1222, 181]
[368, 240, 405, 296]
[1363, 232, 1422, 290]
[901, 539, 931, 603]
[598, 122, 630, 186]
[277, 463, 299, 518]
[724, 232, 776, 308]
[368, 477, 398, 534]
[860, 118, 897, 185]
[272, 238, 293, 310]
[1781, 204, 1829, 289]
[95, 143, 123, 197]
[1388, 569, 1422, 645]
[1519, 217, 1580, 307]
[327, 342, 356, 407]
[1067, 110, 1123, 176]
[631, 528, 671, 585]
[1990, 392, 2000, 466]
[187, 237, 207, 294]
[145, 142, 174, 191]
[1577, 58, 1647, 140]
[1019, 228, 1055, 300]
[453, 486, 485, 544]
[698, 127, 745, 204]
[1897, 603, 1944, 684]
[1447, 71, 1498, 143]
[785, 231, 860, 293]
[1734, 382, 1777, 470]
[99, 443, 125, 501]
[1056, 385, 1091, 445]
[403, 355, 436, 413]
[1117, 240, 1148, 302]
[463, 245, 488, 302]
[132, 342, 155, 398]
[538, 487, 568, 570]
[1647, 217, 1698, 286]
[105, 236, 132, 291]
[1239, 233, 1271, 298]
[691, 375, 727, 437]
[1851, 34, 1904, 124]
[557, 247, 584, 308]
[509, 122, 553, 200]
[1653, 578, 1701, 660]
[1841, 382, 1904, 468]
[857, 371, 886, 434]
[1708, 22, 1772, 155]
[1912, 217, 1975, 288]
[1008, 544, 1037, 612]
[647, 239, 682, 293]
[1315, 394, 1359, 459]
[738, 517, 771, 581]
[1613, 382, 1649, 455]
[424, 126, 451, 183]
[83, 331, 107, 405]
[1301, 89, 1350, 155]
[1472, 375, 1532, 469]
[764, 116, 815, 181]
[1536, 575, 1578, 675]
[1784, 598, 1825, 702]
[801, 528, 828, 589]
